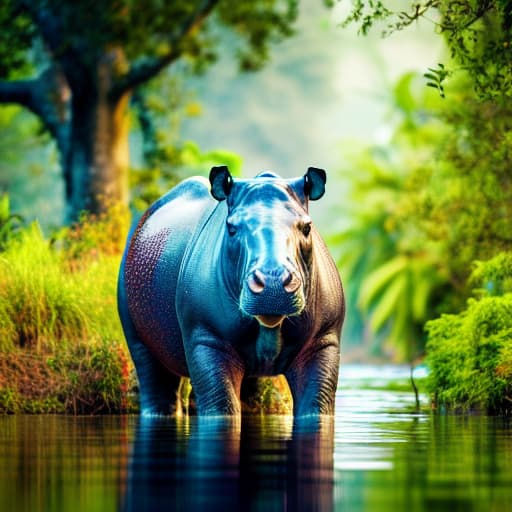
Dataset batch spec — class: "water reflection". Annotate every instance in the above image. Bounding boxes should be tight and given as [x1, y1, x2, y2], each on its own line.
[0, 415, 130, 512]
[123, 415, 335, 511]
[1, 366, 511, 512]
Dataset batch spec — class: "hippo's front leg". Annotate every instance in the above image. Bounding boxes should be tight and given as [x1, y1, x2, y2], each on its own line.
[187, 334, 245, 415]
[285, 336, 340, 417]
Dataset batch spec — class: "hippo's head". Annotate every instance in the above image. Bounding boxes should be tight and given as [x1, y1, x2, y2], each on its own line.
[209, 166, 326, 329]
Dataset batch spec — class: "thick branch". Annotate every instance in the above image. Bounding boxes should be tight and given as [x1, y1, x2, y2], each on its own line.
[0, 79, 37, 111]
[112, 0, 219, 97]
[0, 68, 71, 157]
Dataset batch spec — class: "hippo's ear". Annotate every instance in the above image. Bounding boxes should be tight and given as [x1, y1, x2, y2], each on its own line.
[304, 167, 326, 201]
[209, 166, 233, 201]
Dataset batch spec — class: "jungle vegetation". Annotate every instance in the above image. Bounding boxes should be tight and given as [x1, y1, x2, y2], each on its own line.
[337, 0, 512, 412]
[0, 0, 511, 413]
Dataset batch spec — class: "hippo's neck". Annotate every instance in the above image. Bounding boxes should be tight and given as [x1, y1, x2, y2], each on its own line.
[254, 324, 282, 375]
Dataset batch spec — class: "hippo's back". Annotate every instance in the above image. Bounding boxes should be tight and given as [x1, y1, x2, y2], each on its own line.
[120, 177, 215, 376]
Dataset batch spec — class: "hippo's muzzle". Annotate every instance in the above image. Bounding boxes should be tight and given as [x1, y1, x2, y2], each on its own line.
[241, 267, 305, 327]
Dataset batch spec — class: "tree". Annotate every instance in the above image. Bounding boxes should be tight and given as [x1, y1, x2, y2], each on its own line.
[342, 0, 512, 100]
[334, 1, 512, 360]
[0, 0, 299, 220]
[330, 76, 448, 360]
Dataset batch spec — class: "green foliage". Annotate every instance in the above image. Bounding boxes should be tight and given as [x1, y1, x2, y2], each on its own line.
[332, 64, 512, 361]
[409, 86, 512, 292]
[341, 0, 392, 35]
[425, 252, 512, 413]
[470, 250, 512, 297]
[0, 0, 34, 79]
[342, 0, 512, 100]
[0, 194, 24, 250]
[216, 0, 299, 71]
[330, 74, 448, 359]
[3, 0, 300, 80]
[424, 63, 450, 98]
[0, 203, 135, 413]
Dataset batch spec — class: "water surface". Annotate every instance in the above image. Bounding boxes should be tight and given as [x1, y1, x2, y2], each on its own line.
[1, 365, 511, 511]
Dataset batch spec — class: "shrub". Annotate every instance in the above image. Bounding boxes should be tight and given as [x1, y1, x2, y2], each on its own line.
[425, 252, 512, 414]
[0, 341, 135, 414]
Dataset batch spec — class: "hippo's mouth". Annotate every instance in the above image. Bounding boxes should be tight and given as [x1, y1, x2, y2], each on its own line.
[255, 315, 285, 328]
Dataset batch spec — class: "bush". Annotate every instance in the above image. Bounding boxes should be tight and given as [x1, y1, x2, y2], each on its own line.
[0, 204, 136, 414]
[0, 222, 124, 352]
[425, 253, 512, 414]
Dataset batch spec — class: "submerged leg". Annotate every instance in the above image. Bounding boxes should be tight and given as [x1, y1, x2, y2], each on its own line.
[188, 342, 245, 416]
[128, 339, 184, 416]
[285, 340, 340, 417]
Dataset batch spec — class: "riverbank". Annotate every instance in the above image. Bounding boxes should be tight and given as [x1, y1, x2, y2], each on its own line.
[0, 205, 135, 414]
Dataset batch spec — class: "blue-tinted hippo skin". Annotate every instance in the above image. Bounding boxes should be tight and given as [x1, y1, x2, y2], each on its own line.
[118, 166, 345, 417]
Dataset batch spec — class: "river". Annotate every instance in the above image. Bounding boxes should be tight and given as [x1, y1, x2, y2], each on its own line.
[1, 365, 511, 511]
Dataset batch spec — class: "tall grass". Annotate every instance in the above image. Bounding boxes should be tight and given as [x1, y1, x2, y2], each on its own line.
[0, 204, 136, 413]
[0, 221, 124, 351]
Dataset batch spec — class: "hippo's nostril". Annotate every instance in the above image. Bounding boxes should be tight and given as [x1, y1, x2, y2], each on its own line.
[248, 269, 266, 294]
[283, 272, 301, 293]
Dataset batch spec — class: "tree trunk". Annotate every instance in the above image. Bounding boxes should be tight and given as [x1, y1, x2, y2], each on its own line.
[1, 0, 220, 223]
[65, 55, 130, 220]
[66, 94, 130, 220]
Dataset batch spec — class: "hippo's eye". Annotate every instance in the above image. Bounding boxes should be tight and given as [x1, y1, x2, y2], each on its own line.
[227, 222, 237, 236]
[301, 222, 312, 237]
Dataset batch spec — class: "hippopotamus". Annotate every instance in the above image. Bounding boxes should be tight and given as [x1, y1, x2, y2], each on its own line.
[117, 166, 344, 417]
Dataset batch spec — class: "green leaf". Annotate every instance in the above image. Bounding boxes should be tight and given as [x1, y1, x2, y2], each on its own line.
[412, 271, 431, 321]
[368, 273, 407, 332]
[359, 256, 407, 310]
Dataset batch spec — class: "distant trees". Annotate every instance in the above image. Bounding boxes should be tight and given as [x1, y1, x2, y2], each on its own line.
[336, 1, 512, 360]
[0, 0, 298, 220]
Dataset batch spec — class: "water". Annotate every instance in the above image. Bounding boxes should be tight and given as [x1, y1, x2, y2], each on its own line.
[1, 365, 511, 512]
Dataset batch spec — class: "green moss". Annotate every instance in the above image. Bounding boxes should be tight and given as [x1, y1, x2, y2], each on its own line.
[241, 376, 293, 415]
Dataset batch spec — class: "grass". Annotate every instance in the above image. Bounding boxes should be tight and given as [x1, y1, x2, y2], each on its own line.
[0, 203, 137, 414]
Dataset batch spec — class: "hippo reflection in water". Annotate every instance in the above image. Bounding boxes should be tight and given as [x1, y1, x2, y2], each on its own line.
[118, 166, 345, 416]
